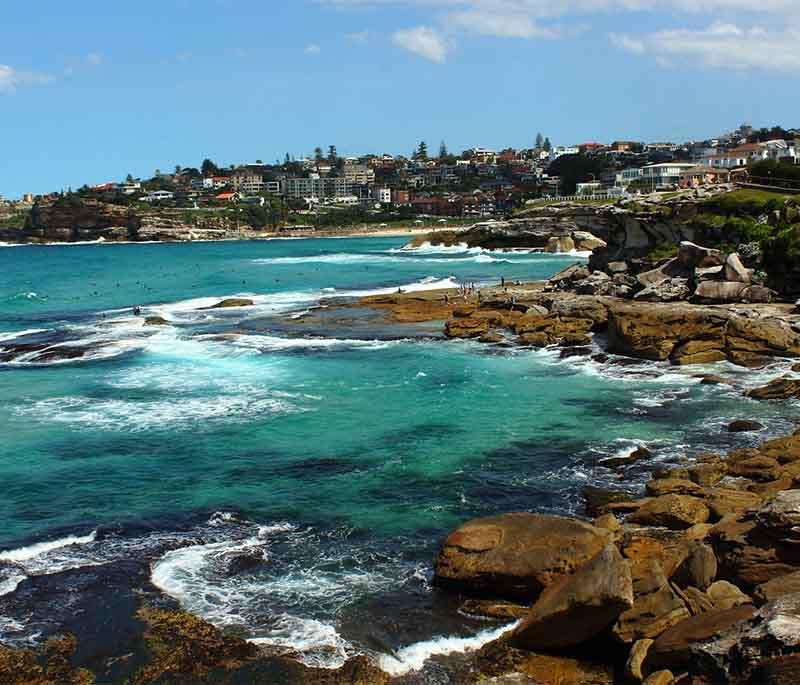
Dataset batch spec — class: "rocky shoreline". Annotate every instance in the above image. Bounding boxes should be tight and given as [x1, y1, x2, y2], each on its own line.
[5, 197, 800, 682]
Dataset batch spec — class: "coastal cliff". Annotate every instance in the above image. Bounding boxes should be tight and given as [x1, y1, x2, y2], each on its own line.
[0, 197, 260, 243]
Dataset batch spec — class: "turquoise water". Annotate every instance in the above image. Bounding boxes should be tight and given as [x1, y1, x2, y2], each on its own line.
[0, 237, 796, 672]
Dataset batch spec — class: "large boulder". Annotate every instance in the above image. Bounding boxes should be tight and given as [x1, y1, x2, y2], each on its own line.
[645, 605, 756, 672]
[545, 235, 576, 253]
[693, 280, 746, 303]
[509, 544, 633, 650]
[746, 376, 800, 401]
[756, 571, 800, 604]
[725, 253, 752, 284]
[433, 513, 611, 600]
[606, 301, 727, 362]
[691, 594, 800, 683]
[678, 241, 725, 269]
[634, 278, 691, 303]
[628, 495, 710, 530]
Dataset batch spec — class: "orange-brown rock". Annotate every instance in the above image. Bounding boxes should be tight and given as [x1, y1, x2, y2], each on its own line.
[509, 544, 633, 650]
[628, 495, 710, 530]
[514, 313, 594, 347]
[645, 605, 756, 672]
[433, 513, 611, 600]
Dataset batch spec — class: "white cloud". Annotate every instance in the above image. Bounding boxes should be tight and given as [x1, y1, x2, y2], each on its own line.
[64, 53, 104, 76]
[611, 23, 800, 70]
[448, 10, 558, 38]
[392, 25, 450, 62]
[609, 32, 645, 54]
[0, 64, 53, 95]
[304, 44, 322, 56]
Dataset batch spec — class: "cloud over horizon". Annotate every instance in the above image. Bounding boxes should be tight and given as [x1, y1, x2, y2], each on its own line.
[0, 64, 53, 95]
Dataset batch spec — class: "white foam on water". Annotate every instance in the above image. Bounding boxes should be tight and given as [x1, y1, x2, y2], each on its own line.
[248, 616, 352, 669]
[378, 621, 519, 676]
[16, 391, 302, 432]
[0, 531, 97, 564]
[0, 574, 25, 597]
[0, 329, 50, 342]
[227, 335, 401, 353]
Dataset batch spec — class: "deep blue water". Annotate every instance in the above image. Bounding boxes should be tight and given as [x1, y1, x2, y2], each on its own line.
[0, 236, 795, 673]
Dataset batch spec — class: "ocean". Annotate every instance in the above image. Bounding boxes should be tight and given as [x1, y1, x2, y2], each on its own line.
[0, 236, 795, 675]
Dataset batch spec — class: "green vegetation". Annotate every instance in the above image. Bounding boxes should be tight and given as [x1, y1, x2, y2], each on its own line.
[703, 188, 794, 216]
[647, 242, 678, 262]
[0, 211, 28, 230]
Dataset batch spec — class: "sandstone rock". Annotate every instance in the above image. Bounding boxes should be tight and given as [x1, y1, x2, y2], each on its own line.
[687, 461, 727, 488]
[728, 420, 764, 433]
[696, 374, 735, 386]
[755, 571, 800, 604]
[549, 263, 590, 287]
[756, 490, 800, 542]
[626, 638, 654, 682]
[573, 271, 615, 296]
[606, 301, 728, 363]
[693, 280, 746, 303]
[572, 230, 607, 251]
[203, 298, 254, 309]
[143, 316, 170, 326]
[643, 670, 674, 685]
[607, 261, 629, 273]
[673, 584, 715, 616]
[741, 285, 774, 304]
[645, 479, 705, 498]
[724, 253, 752, 284]
[594, 513, 621, 533]
[434, 513, 611, 600]
[460, 599, 531, 620]
[635, 278, 692, 303]
[509, 544, 633, 651]
[672, 543, 717, 591]
[695, 265, 724, 281]
[474, 641, 614, 685]
[759, 435, 800, 464]
[548, 295, 608, 326]
[600, 445, 652, 469]
[727, 455, 781, 482]
[583, 486, 634, 518]
[514, 314, 594, 347]
[629, 495, 710, 530]
[678, 242, 724, 268]
[545, 235, 576, 253]
[707, 580, 752, 610]
[690, 594, 800, 683]
[646, 606, 756, 672]
[445, 316, 490, 339]
[637, 259, 690, 287]
[704, 488, 762, 519]
[727, 315, 800, 359]
[747, 376, 800, 401]
[710, 515, 799, 589]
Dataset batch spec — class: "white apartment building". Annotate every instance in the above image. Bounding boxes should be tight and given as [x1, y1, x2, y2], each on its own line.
[142, 190, 174, 202]
[371, 187, 391, 204]
[343, 164, 375, 184]
[548, 146, 579, 163]
[615, 167, 643, 188]
[283, 176, 352, 199]
[640, 163, 697, 188]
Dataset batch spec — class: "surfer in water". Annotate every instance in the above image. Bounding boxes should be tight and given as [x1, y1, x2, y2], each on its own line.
[133, 306, 142, 316]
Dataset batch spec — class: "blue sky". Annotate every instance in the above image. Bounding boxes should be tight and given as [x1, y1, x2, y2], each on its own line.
[2, 0, 798, 197]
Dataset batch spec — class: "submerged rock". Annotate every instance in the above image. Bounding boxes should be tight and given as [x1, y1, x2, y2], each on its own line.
[728, 420, 764, 433]
[203, 298, 255, 309]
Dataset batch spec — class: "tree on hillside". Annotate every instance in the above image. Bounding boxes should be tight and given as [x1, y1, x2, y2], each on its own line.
[415, 141, 428, 161]
[535, 133, 544, 149]
[284, 153, 291, 165]
[174, 165, 182, 175]
[543, 137, 552, 152]
[439, 141, 448, 159]
[328, 145, 338, 164]
[314, 147, 324, 163]
[547, 154, 611, 195]
[201, 158, 219, 177]
[126, 174, 134, 183]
